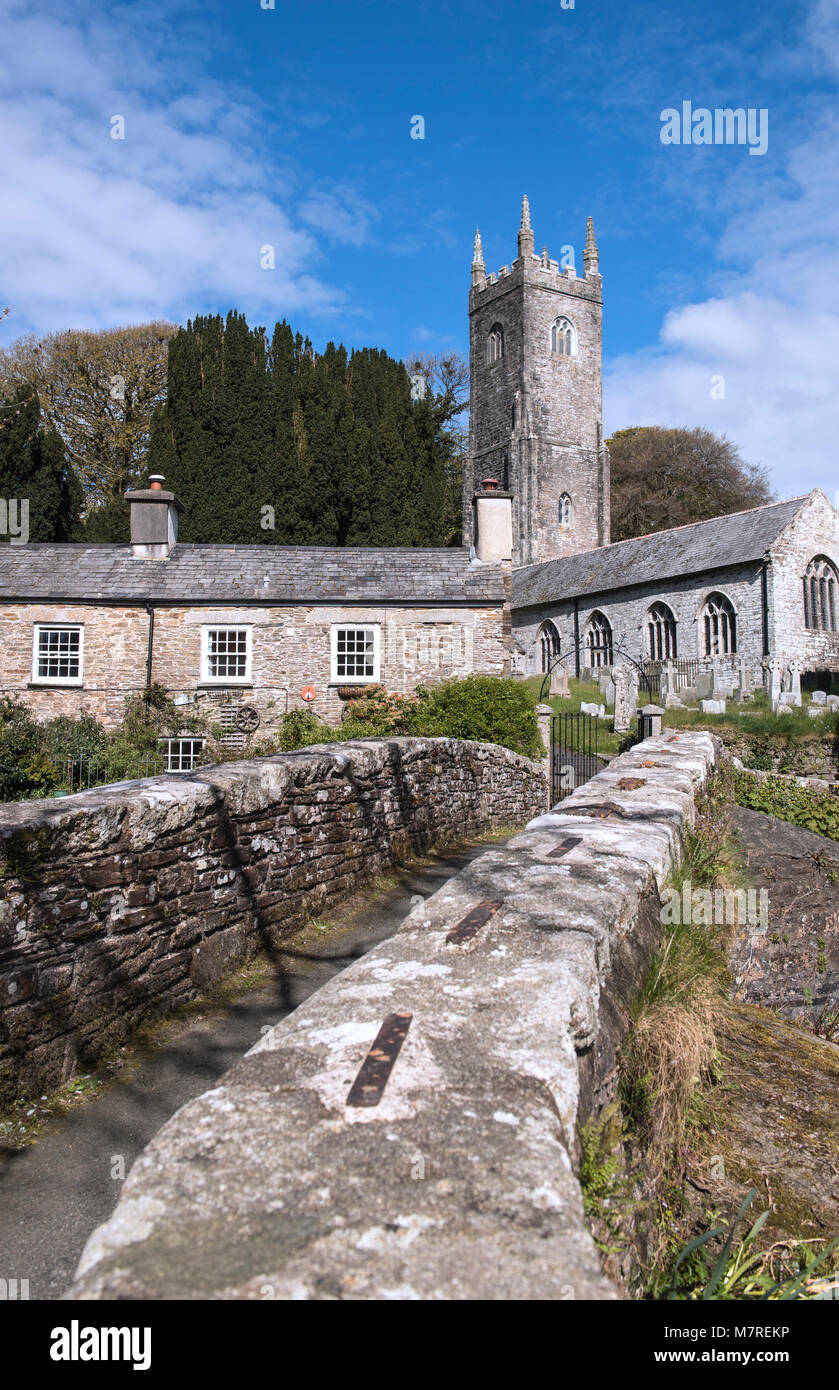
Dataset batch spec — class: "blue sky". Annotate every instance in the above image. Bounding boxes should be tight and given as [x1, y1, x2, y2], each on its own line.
[2, 0, 839, 498]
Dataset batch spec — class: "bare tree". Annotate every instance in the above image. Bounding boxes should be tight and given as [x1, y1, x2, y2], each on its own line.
[0, 322, 175, 509]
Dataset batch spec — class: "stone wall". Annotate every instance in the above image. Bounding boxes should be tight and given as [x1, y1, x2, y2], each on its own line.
[513, 560, 767, 674]
[767, 490, 839, 672]
[0, 738, 545, 1105]
[0, 602, 506, 732]
[68, 729, 718, 1301]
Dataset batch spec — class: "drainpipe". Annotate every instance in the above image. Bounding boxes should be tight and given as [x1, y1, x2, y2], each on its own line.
[573, 597, 581, 679]
[761, 561, 770, 658]
[145, 602, 155, 692]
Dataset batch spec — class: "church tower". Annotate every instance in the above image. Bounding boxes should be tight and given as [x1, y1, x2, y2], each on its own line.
[464, 197, 610, 567]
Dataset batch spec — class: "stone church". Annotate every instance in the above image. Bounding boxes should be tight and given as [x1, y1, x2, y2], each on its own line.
[0, 194, 837, 768]
[465, 197, 839, 699]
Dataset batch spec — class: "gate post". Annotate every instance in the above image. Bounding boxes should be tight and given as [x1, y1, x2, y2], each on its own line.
[535, 703, 553, 809]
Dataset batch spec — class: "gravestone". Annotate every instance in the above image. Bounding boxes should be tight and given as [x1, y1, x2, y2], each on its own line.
[606, 675, 616, 709]
[700, 698, 726, 715]
[580, 701, 605, 718]
[612, 665, 638, 733]
[826, 695, 839, 711]
[764, 657, 782, 705]
[788, 659, 803, 708]
[549, 665, 569, 697]
[695, 670, 714, 701]
[738, 660, 753, 702]
[811, 690, 827, 705]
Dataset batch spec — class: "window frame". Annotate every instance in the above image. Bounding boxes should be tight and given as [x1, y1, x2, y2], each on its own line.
[330, 623, 382, 685]
[486, 323, 505, 365]
[31, 623, 85, 686]
[558, 493, 572, 530]
[550, 316, 578, 358]
[646, 601, 678, 661]
[803, 556, 839, 632]
[585, 611, 613, 669]
[160, 737, 207, 772]
[200, 625, 253, 685]
[700, 592, 737, 657]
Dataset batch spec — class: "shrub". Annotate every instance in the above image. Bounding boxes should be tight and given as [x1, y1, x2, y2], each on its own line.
[411, 675, 543, 759]
[343, 685, 418, 734]
[0, 697, 60, 799]
[41, 713, 106, 766]
[278, 709, 340, 751]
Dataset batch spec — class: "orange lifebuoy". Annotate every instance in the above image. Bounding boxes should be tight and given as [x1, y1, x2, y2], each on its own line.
[301, 686, 316, 702]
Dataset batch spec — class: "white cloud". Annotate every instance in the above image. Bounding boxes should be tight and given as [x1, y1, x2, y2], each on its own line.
[0, 0, 350, 338]
[606, 97, 839, 500]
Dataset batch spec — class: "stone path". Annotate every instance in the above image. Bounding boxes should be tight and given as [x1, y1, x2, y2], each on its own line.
[0, 838, 496, 1300]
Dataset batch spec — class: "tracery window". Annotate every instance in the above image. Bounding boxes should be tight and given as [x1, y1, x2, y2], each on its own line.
[538, 621, 560, 674]
[550, 316, 577, 356]
[585, 611, 613, 668]
[803, 556, 838, 631]
[559, 493, 572, 530]
[647, 602, 677, 660]
[487, 323, 504, 364]
[701, 593, 737, 657]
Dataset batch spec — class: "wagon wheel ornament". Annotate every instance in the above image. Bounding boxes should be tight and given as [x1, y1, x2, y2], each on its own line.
[235, 705, 260, 733]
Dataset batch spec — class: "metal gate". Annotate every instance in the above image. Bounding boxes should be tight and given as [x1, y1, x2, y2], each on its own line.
[551, 712, 600, 805]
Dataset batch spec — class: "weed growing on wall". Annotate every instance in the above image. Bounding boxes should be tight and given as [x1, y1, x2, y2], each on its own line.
[733, 768, 839, 841]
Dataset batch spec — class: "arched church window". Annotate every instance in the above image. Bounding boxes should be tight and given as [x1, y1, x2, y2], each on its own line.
[647, 601, 677, 661]
[701, 593, 737, 657]
[550, 316, 577, 357]
[803, 556, 838, 631]
[558, 493, 572, 530]
[538, 621, 560, 674]
[487, 324, 504, 364]
[585, 611, 613, 668]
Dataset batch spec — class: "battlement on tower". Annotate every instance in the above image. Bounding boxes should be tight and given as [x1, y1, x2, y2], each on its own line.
[469, 256, 603, 304]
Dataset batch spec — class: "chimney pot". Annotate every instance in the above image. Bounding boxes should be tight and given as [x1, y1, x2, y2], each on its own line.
[148, 475, 165, 491]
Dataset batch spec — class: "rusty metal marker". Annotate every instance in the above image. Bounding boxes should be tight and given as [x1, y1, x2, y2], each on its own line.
[548, 835, 582, 859]
[346, 1012, 412, 1108]
[445, 898, 502, 945]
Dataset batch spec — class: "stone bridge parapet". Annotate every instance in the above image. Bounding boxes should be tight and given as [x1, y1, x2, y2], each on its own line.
[0, 738, 546, 1105]
[67, 729, 718, 1301]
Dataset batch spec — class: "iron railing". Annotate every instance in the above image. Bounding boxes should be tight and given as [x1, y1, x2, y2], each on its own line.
[551, 712, 600, 804]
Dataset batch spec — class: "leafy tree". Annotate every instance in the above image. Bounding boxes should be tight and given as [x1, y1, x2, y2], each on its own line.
[0, 322, 174, 510]
[607, 426, 774, 542]
[0, 386, 82, 541]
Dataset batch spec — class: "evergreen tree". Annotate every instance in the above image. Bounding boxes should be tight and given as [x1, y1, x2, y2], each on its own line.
[0, 386, 82, 542]
[149, 312, 462, 548]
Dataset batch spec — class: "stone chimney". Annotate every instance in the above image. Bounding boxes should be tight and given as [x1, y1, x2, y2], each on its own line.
[474, 478, 512, 562]
[125, 475, 183, 558]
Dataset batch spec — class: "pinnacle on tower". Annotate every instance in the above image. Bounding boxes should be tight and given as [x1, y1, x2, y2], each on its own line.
[583, 215, 599, 274]
[471, 227, 486, 284]
[517, 194, 535, 258]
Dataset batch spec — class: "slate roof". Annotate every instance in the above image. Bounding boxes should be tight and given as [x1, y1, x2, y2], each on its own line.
[513, 496, 810, 609]
[0, 544, 505, 605]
